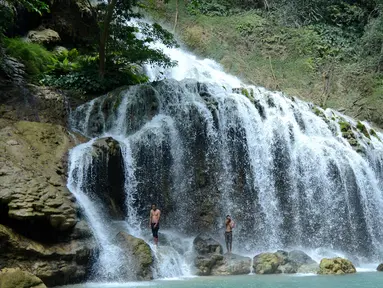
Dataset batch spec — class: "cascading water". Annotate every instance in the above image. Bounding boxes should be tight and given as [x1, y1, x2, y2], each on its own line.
[66, 18, 383, 282]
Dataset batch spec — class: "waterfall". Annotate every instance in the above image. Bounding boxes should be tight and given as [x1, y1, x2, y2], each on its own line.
[66, 19, 383, 282]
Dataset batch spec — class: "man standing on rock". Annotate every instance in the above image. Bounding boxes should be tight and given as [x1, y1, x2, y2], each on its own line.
[149, 203, 161, 246]
[225, 215, 235, 253]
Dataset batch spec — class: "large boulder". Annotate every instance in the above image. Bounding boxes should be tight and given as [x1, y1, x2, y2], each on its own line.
[318, 257, 356, 275]
[195, 254, 224, 276]
[193, 233, 223, 276]
[253, 250, 318, 274]
[288, 250, 316, 266]
[0, 223, 95, 287]
[193, 233, 223, 255]
[253, 252, 285, 274]
[89, 137, 126, 219]
[27, 28, 61, 46]
[114, 232, 153, 280]
[377, 263, 383, 271]
[192, 233, 250, 276]
[297, 263, 320, 274]
[211, 254, 251, 276]
[0, 268, 46, 288]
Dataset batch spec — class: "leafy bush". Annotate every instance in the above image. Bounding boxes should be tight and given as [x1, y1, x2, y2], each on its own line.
[4, 38, 54, 76]
[40, 55, 149, 94]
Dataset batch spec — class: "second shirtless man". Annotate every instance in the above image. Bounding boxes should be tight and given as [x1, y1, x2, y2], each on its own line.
[149, 203, 161, 246]
[225, 215, 235, 253]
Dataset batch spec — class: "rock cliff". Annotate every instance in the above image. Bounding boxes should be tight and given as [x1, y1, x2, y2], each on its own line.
[0, 91, 95, 286]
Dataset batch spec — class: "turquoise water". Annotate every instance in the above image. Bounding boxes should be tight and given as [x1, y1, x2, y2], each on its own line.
[59, 273, 383, 288]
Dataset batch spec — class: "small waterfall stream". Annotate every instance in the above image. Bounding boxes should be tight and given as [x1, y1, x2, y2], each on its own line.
[66, 19, 383, 282]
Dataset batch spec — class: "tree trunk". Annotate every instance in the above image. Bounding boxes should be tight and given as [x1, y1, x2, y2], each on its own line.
[173, 0, 179, 33]
[99, 0, 117, 78]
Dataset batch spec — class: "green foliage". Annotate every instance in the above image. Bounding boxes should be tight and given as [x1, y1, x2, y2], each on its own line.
[96, 0, 178, 76]
[40, 54, 149, 94]
[4, 38, 54, 76]
[360, 5, 383, 71]
[1, 0, 50, 74]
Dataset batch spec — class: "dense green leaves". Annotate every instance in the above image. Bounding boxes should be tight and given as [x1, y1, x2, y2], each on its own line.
[4, 38, 54, 75]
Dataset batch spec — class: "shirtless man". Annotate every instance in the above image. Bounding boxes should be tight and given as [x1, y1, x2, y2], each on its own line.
[149, 203, 161, 245]
[225, 215, 235, 253]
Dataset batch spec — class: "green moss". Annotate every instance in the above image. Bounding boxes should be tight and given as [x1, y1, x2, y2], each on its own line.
[241, 88, 250, 98]
[370, 128, 381, 141]
[339, 121, 351, 132]
[356, 121, 371, 139]
[312, 107, 326, 120]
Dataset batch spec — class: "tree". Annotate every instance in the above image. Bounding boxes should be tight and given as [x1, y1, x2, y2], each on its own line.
[87, 0, 177, 77]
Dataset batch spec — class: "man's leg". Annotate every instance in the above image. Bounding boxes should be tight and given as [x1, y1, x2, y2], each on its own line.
[154, 225, 159, 245]
[225, 232, 229, 253]
[229, 232, 232, 253]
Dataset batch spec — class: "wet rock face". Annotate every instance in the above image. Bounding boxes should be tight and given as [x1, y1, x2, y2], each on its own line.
[89, 137, 126, 219]
[318, 257, 356, 275]
[114, 232, 153, 280]
[0, 267, 47, 288]
[377, 263, 383, 271]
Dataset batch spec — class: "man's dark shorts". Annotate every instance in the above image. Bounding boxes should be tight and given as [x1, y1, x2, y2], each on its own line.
[151, 223, 159, 238]
[225, 231, 232, 244]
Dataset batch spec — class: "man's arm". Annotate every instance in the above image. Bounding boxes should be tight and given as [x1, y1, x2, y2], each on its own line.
[225, 219, 230, 225]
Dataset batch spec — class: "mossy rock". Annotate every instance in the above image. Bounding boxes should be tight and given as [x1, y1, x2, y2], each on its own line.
[377, 263, 383, 271]
[313, 107, 325, 118]
[0, 268, 47, 288]
[370, 129, 381, 141]
[253, 252, 284, 274]
[115, 232, 153, 280]
[232, 87, 255, 103]
[339, 121, 351, 132]
[318, 257, 356, 275]
[356, 121, 371, 139]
